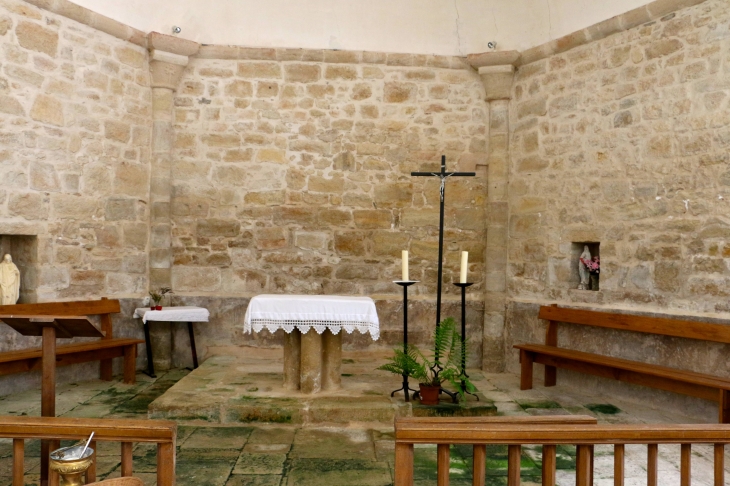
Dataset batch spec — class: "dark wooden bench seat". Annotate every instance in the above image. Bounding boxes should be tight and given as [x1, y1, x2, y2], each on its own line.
[0, 338, 143, 383]
[515, 304, 730, 423]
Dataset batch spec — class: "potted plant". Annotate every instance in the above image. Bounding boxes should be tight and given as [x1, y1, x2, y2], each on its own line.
[378, 318, 476, 405]
[149, 287, 173, 310]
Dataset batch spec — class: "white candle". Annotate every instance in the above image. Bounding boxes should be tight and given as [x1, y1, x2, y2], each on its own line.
[402, 250, 409, 281]
[460, 251, 468, 283]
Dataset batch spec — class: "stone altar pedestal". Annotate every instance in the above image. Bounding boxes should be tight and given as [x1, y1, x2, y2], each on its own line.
[283, 329, 342, 393]
[244, 294, 379, 394]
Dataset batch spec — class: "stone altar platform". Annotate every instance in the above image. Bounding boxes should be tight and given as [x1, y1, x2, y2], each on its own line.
[147, 346, 496, 424]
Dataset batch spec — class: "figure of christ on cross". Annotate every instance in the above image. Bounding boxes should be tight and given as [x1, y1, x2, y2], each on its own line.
[411, 155, 475, 401]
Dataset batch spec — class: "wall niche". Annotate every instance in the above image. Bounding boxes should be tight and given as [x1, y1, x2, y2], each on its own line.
[0, 235, 39, 304]
[571, 242, 600, 291]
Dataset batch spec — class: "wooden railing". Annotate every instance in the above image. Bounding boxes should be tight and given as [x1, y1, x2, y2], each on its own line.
[395, 417, 730, 486]
[0, 416, 176, 486]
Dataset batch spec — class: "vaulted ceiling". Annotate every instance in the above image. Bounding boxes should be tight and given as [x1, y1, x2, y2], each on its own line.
[69, 0, 652, 55]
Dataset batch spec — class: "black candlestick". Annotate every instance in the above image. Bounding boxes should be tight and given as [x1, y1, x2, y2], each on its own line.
[453, 282, 479, 400]
[391, 280, 420, 402]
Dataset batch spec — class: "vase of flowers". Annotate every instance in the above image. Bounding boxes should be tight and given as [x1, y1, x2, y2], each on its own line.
[580, 256, 600, 291]
[149, 287, 173, 310]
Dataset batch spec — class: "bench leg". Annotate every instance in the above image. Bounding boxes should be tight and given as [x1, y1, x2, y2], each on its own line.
[123, 344, 137, 384]
[100, 358, 113, 381]
[720, 390, 730, 424]
[520, 349, 534, 390]
[545, 364, 557, 387]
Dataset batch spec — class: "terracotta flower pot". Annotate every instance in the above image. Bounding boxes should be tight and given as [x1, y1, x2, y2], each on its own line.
[419, 384, 440, 405]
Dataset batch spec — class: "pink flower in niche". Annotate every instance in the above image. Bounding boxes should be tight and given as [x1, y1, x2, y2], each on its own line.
[580, 256, 600, 274]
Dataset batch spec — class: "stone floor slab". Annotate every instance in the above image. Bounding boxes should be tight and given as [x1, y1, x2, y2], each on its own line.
[232, 453, 287, 475]
[182, 427, 252, 450]
[225, 475, 282, 486]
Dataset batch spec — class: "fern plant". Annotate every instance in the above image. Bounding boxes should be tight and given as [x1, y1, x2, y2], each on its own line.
[377, 317, 477, 401]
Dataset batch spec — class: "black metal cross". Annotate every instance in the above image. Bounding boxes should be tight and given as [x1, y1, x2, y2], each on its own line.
[412, 155, 475, 401]
[411, 155, 475, 332]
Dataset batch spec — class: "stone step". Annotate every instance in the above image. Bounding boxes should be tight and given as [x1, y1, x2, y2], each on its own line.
[148, 354, 497, 425]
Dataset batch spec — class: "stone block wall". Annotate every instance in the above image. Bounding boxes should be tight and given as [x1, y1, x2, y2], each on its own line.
[505, 0, 730, 377]
[0, 0, 151, 304]
[168, 54, 489, 351]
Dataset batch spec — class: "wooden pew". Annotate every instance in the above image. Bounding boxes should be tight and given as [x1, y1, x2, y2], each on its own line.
[0, 298, 143, 383]
[514, 304, 730, 423]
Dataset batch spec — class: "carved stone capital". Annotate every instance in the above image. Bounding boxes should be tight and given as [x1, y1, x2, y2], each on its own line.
[478, 65, 515, 101]
[149, 59, 186, 90]
[147, 32, 200, 91]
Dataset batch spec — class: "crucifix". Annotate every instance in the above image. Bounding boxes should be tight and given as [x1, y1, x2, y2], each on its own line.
[412, 155, 475, 401]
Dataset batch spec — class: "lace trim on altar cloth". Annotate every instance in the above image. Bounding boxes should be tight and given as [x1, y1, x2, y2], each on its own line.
[245, 319, 379, 340]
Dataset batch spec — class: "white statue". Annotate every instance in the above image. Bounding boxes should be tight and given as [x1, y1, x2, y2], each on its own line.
[0, 254, 20, 305]
[578, 245, 591, 290]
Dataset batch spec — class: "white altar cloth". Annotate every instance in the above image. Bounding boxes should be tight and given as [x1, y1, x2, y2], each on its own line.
[133, 306, 210, 324]
[244, 294, 379, 340]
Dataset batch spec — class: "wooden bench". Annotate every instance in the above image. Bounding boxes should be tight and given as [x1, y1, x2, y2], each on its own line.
[0, 299, 143, 384]
[514, 304, 730, 423]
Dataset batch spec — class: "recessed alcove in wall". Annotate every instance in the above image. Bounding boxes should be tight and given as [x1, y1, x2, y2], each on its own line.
[0, 235, 38, 304]
[571, 242, 600, 291]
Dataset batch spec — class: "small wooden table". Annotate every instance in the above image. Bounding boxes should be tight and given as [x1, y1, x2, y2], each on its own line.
[133, 306, 210, 377]
[0, 314, 103, 486]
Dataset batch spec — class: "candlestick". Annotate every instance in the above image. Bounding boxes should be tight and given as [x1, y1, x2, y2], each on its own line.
[391, 280, 419, 402]
[402, 250, 409, 281]
[459, 251, 468, 283]
[453, 282, 479, 401]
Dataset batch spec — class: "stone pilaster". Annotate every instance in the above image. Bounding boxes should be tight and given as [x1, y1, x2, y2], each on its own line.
[147, 33, 199, 290]
[474, 62, 515, 372]
[147, 33, 199, 370]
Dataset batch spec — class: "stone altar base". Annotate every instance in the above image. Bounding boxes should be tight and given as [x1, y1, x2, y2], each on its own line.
[148, 346, 496, 425]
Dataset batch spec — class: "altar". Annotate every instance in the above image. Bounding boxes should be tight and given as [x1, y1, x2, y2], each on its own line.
[244, 294, 380, 394]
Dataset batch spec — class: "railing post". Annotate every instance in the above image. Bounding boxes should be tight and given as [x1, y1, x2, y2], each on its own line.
[158, 442, 175, 486]
[85, 440, 97, 483]
[48, 439, 60, 486]
[122, 442, 134, 476]
[394, 443, 414, 486]
[472, 444, 486, 486]
[576, 444, 591, 486]
[714, 443, 724, 486]
[647, 444, 658, 486]
[614, 444, 624, 486]
[542, 445, 556, 486]
[13, 439, 23, 486]
[508, 445, 521, 486]
[437, 444, 450, 486]
[680, 444, 690, 486]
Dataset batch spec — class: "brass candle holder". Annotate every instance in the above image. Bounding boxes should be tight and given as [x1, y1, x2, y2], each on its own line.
[50, 444, 94, 486]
